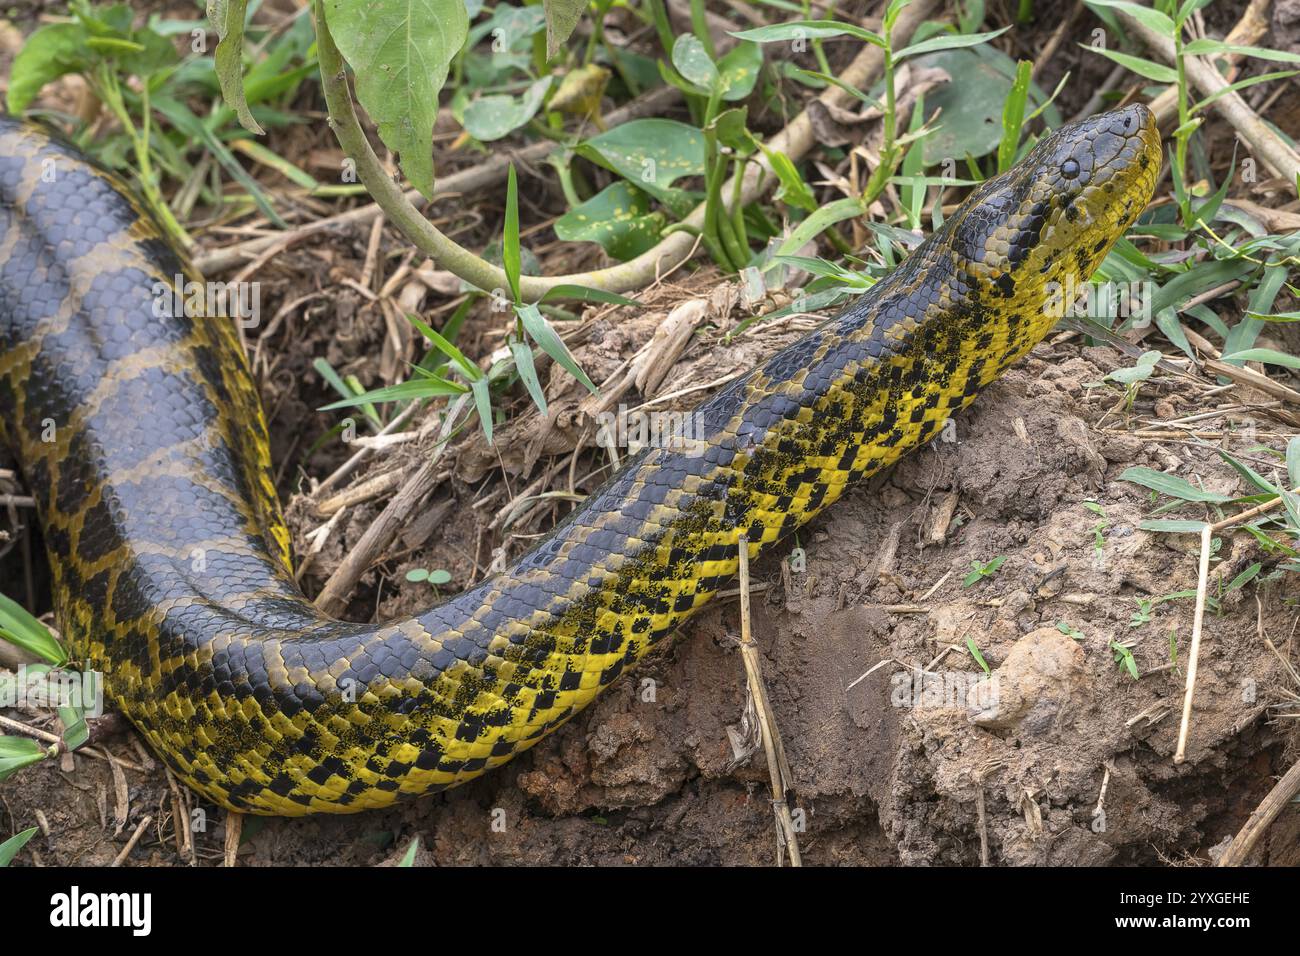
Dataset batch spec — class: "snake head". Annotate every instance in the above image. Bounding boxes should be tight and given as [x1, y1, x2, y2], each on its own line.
[949, 104, 1162, 301]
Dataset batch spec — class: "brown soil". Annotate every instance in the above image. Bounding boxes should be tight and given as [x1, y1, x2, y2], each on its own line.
[7, 301, 1300, 866]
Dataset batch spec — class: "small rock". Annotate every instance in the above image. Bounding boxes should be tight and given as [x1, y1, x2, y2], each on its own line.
[967, 627, 1088, 732]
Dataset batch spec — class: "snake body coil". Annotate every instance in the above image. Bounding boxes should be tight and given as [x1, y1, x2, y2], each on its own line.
[0, 106, 1159, 815]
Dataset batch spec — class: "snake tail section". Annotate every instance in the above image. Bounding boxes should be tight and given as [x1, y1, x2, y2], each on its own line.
[0, 106, 1160, 814]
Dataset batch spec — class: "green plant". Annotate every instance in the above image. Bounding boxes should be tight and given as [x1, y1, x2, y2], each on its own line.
[1111, 639, 1139, 680]
[962, 556, 1006, 588]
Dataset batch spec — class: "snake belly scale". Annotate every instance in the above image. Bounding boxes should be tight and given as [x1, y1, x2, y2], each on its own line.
[0, 106, 1160, 815]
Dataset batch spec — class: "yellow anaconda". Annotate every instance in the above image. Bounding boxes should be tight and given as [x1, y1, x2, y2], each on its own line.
[0, 105, 1160, 815]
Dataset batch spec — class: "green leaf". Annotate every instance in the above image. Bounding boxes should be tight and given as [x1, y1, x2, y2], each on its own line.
[576, 119, 706, 209]
[997, 60, 1032, 174]
[543, 0, 586, 59]
[509, 340, 548, 416]
[7, 22, 88, 113]
[1182, 39, 1300, 64]
[965, 635, 990, 674]
[672, 34, 719, 92]
[894, 26, 1012, 62]
[1120, 467, 1234, 503]
[0, 592, 66, 666]
[324, 0, 470, 200]
[405, 313, 482, 380]
[763, 147, 817, 212]
[774, 197, 864, 258]
[1105, 349, 1161, 384]
[1082, 46, 1179, 83]
[915, 44, 1060, 165]
[719, 41, 763, 101]
[0, 736, 47, 783]
[516, 303, 596, 394]
[1218, 449, 1279, 496]
[538, 285, 642, 307]
[0, 827, 38, 867]
[1139, 519, 1209, 533]
[1219, 348, 1300, 370]
[554, 181, 665, 261]
[59, 706, 89, 752]
[462, 76, 552, 142]
[1224, 562, 1261, 594]
[503, 164, 522, 303]
[207, 0, 263, 134]
[470, 377, 494, 444]
[320, 377, 465, 411]
[397, 837, 418, 868]
[1287, 436, 1300, 490]
[1085, 0, 1177, 36]
[730, 20, 884, 46]
[405, 568, 430, 582]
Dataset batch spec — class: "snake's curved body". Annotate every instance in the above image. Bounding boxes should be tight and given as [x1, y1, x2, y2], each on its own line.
[0, 107, 1160, 815]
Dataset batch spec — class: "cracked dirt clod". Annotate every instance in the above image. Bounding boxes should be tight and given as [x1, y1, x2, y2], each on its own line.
[967, 627, 1089, 733]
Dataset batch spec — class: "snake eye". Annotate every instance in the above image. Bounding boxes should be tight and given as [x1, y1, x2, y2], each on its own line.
[1061, 159, 1080, 179]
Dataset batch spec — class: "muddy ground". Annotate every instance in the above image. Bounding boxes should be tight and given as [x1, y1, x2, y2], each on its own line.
[7, 293, 1300, 866]
[2, 0, 1300, 867]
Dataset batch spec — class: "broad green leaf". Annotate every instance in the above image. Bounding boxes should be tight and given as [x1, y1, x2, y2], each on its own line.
[462, 76, 552, 142]
[324, 0, 469, 200]
[1287, 436, 1300, 489]
[0, 592, 66, 665]
[208, 0, 263, 134]
[672, 34, 719, 92]
[915, 44, 1060, 164]
[554, 182, 665, 261]
[543, 0, 586, 59]
[1120, 466, 1234, 502]
[719, 41, 763, 101]
[576, 119, 705, 208]
[0, 827, 38, 867]
[7, 22, 87, 113]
